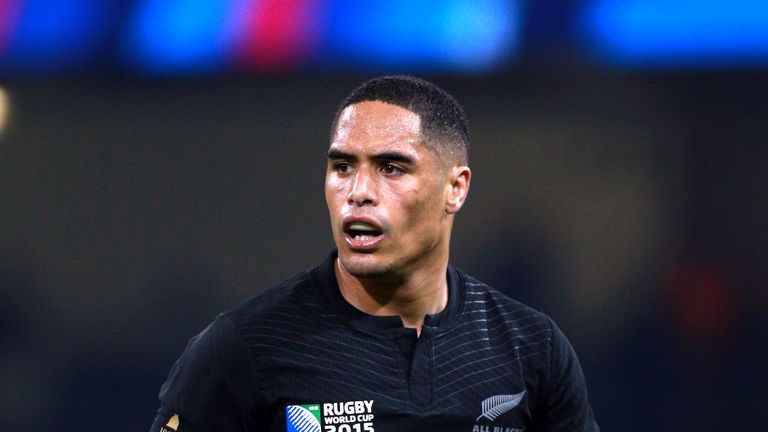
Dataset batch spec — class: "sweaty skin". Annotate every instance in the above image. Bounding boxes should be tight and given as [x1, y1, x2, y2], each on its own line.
[325, 101, 471, 334]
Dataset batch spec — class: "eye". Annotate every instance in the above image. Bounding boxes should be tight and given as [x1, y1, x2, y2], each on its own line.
[334, 162, 352, 174]
[381, 163, 403, 175]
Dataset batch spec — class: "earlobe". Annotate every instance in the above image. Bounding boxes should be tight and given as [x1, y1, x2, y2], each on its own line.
[446, 166, 471, 214]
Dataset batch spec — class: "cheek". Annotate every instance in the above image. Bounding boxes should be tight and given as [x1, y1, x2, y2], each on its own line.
[325, 177, 344, 202]
[325, 186, 341, 223]
[391, 185, 444, 226]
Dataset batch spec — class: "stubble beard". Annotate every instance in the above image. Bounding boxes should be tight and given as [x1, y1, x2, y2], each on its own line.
[338, 239, 441, 287]
[338, 253, 398, 281]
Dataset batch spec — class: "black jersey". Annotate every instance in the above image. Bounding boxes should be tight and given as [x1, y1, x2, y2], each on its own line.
[149, 252, 598, 432]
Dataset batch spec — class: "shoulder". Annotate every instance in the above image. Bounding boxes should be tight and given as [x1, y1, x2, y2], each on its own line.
[449, 268, 562, 379]
[225, 269, 317, 322]
[452, 269, 599, 429]
[453, 268, 555, 340]
[222, 262, 335, 337]
[160, 264, 330, 393]
[214, 258, 344, 358]
[152, 258, 337, 431]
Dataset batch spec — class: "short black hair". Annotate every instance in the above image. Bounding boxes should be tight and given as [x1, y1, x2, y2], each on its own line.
[331, 75, 470, 164]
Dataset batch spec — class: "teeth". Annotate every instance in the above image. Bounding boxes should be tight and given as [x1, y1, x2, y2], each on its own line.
[355, 234, 373, 241]
[349, 222, 378, 232]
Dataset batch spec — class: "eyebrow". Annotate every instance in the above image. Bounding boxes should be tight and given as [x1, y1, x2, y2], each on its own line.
[327, 149, 354, 161]
[372, 151, 415, 165]
[327, 149, 415, 165]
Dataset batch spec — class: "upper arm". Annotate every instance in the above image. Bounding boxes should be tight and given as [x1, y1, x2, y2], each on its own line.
[148, 314, 265, 432]
[535, 317, 599, 432]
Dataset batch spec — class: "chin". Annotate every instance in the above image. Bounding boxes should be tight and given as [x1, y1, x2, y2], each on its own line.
[338, 253, 392, 279]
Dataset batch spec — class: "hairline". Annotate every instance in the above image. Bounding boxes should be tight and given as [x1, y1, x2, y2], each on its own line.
[331, 99, 467, 167]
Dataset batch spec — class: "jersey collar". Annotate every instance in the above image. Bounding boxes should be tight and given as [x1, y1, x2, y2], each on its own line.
[312, 250, 464, 335]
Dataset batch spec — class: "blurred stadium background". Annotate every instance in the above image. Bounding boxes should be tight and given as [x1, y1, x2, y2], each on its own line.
[0, 1, 766, 431]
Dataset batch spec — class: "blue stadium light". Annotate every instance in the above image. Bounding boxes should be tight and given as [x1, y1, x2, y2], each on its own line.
[120, 0, 245, 74]
[581, 0, 768, 67]
[0, 0, 118, 72]
[322, 0, 521, 72]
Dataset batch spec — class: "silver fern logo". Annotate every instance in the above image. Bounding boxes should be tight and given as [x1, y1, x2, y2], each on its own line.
[476, 391, 526, 421]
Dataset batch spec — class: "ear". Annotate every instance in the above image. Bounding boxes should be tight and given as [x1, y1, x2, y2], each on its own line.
[445, 165, 471, 214]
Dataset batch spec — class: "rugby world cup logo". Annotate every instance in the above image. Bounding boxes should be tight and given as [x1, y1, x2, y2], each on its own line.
[286, 404, 322, 432]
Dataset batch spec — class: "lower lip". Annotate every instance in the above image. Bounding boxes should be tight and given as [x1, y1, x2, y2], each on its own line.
[345, 233, 383, 251]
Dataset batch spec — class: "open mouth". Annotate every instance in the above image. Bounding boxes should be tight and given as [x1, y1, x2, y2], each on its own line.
[341, 216, 385, 251]
[345, 222, 383, 240]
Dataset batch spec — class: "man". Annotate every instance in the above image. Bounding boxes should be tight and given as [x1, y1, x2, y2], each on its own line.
[149, 76, 599, 432]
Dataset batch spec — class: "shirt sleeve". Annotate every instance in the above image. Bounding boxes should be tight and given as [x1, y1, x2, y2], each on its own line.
[148, 314, 265, 432]
[536, 316, 600, 432]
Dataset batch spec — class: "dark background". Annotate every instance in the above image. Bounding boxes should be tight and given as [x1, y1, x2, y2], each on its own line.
[1, 71, 766, 431]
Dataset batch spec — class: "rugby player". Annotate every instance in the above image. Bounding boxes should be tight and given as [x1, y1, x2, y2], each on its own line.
[149, 76, 599, 432]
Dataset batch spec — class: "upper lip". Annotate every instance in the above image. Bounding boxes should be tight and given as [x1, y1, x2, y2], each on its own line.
[342, 215, 384, 235]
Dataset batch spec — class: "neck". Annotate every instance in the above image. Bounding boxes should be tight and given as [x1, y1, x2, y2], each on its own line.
[334, 257, 449, 336]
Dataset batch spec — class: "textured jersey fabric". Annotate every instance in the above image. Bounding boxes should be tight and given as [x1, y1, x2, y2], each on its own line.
[149, 252, 598, 432]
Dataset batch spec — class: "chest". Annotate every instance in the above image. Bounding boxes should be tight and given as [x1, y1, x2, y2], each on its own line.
[251, 326, 542, 432]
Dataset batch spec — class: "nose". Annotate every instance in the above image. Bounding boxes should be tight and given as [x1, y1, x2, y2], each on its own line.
[348, 168, 377, 206]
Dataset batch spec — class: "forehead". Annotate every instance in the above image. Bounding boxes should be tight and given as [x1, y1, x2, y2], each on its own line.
[331, 101, 423, 153]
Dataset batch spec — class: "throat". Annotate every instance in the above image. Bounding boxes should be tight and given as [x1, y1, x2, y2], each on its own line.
[334, 258, 448, 334]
